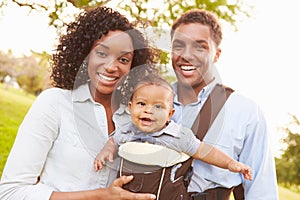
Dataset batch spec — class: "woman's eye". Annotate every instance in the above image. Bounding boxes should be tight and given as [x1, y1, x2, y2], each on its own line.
[96, 51, 107, 57]
[119, 57, 130, 64]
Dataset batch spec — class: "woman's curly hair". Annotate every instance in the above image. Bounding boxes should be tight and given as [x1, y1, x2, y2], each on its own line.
[50, 6, 157, 90]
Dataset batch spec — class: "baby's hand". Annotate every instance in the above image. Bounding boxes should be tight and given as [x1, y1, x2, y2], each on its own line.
[228, 160, 253, 181]
[94, 138, 117, 172]
[94, 152, 114, 172]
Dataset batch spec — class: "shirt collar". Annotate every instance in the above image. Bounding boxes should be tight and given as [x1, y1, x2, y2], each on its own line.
[113, 105, 182, 138]
[172, 78, 219, 105]
[72, 83, 93, 103]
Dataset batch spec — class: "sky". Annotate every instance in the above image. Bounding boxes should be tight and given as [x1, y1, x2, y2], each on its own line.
[1, 0, 300, 157]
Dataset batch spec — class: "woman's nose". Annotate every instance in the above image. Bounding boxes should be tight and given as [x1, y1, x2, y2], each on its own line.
[104, 58, 118, 72]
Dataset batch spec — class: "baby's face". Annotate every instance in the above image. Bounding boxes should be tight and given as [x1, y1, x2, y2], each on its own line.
[128, 84, 174, 133]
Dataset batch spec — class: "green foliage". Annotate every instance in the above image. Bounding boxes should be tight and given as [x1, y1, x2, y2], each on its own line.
[0, 51, 51, 95]
[0, 84, 35, 177]
[117, 0, 251, 29]
[4, 0, 252, 30]
[276, 115, 300, 188]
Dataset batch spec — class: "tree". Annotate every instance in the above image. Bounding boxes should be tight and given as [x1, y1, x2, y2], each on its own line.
[2, 0, 252, 30]
[0, 50, 19, 82]
[16, 51, 51, 95]
[0, 50, 51, 94]
[1, 0, 253, 75]
[1, 0, 253, 86]
[276, 114, 300, 188]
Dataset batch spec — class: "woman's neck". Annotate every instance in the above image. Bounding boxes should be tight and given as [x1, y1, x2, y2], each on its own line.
[93, 91, 115, 135]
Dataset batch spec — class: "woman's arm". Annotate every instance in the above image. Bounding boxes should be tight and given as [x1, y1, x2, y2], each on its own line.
[0, 89, 61, 199]
[50, 176, 156, 200]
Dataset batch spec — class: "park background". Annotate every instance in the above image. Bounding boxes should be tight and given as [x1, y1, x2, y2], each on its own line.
[1, 0, 300, 199]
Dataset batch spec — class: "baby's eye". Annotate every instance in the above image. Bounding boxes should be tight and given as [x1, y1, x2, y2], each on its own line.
[137, 102, 146, 106]
[154, 104, 162, 109]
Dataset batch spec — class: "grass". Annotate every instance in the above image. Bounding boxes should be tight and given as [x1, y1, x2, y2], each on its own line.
[278, 185, 300, 199]
[0, 84, 35, 176]
[0, 84, 300, 199]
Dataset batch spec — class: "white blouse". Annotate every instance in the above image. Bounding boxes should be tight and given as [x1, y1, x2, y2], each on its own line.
[0, 84, 116, 200]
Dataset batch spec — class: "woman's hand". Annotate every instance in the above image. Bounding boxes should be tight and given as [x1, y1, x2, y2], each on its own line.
[50, 175, 156, 200]
[104, 175, 156, 200]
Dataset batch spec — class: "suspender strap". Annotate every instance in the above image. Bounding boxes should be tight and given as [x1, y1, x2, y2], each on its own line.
[191, 84, 234, 140]
[189, 84, 245, 200]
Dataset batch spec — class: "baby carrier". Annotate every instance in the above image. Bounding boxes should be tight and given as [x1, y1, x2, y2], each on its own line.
[117, 84, 242, 200]
[118, 142, 193, 200]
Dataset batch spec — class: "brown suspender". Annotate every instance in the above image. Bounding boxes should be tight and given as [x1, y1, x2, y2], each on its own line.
[189, 84, 245, 200]
[191, 84, 234, 140]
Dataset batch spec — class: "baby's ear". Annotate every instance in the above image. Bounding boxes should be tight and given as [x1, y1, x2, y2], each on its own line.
[168, 108, 175, 119]
[128, 101, 132, 111]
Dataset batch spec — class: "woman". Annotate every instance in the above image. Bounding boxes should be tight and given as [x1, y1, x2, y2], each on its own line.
[0, 6, 157, 200]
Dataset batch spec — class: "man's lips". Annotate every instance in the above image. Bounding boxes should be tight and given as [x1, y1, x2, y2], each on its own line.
[180, 65, 196, 71]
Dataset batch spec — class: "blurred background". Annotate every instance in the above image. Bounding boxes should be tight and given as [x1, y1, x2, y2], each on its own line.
[0, 0, 299, 199]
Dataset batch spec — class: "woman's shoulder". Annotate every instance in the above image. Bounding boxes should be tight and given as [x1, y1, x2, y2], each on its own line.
[33, 87, 71, 107]
[37, 87, 70, 99]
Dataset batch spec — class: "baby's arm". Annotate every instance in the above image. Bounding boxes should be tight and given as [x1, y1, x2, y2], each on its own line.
[192, 142, 252, 181]
[94, 138, 117, 172]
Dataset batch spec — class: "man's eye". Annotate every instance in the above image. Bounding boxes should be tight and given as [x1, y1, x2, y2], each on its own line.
[172, 44, 183, 51]
[195, 44, 205, 51]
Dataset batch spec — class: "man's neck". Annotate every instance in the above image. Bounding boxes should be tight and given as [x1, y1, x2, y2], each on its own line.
[176, 78, 215, 106]
[177, 84, 203, 106]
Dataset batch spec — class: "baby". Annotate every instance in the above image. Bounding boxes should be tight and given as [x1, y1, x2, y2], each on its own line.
[94, 73, 252, 199]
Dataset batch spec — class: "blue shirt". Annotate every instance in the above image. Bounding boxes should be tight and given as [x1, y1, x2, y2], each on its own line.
[172, 80, 278, 199]
[113, 105, 200, 156]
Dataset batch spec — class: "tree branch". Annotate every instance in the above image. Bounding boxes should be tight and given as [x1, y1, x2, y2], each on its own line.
[12, 0, 48, 11]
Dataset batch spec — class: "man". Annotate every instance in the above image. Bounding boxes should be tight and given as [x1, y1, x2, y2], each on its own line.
[170, 9, 278, 199]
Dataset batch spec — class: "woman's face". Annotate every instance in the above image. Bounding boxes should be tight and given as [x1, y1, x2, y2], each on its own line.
[87, 30, 134, 100]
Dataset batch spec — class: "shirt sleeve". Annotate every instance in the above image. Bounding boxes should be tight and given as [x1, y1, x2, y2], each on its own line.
[240, 105, 278, 199]
[0, 89, 60, 200]
[165, 125, 200, 156]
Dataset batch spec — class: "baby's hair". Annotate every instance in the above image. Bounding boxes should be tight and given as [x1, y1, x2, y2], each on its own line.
[112, 64, 174, 109]
[130, 73, 174, 104]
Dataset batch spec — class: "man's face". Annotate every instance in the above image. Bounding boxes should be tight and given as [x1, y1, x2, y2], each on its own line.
[171, 23, 220, 90]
